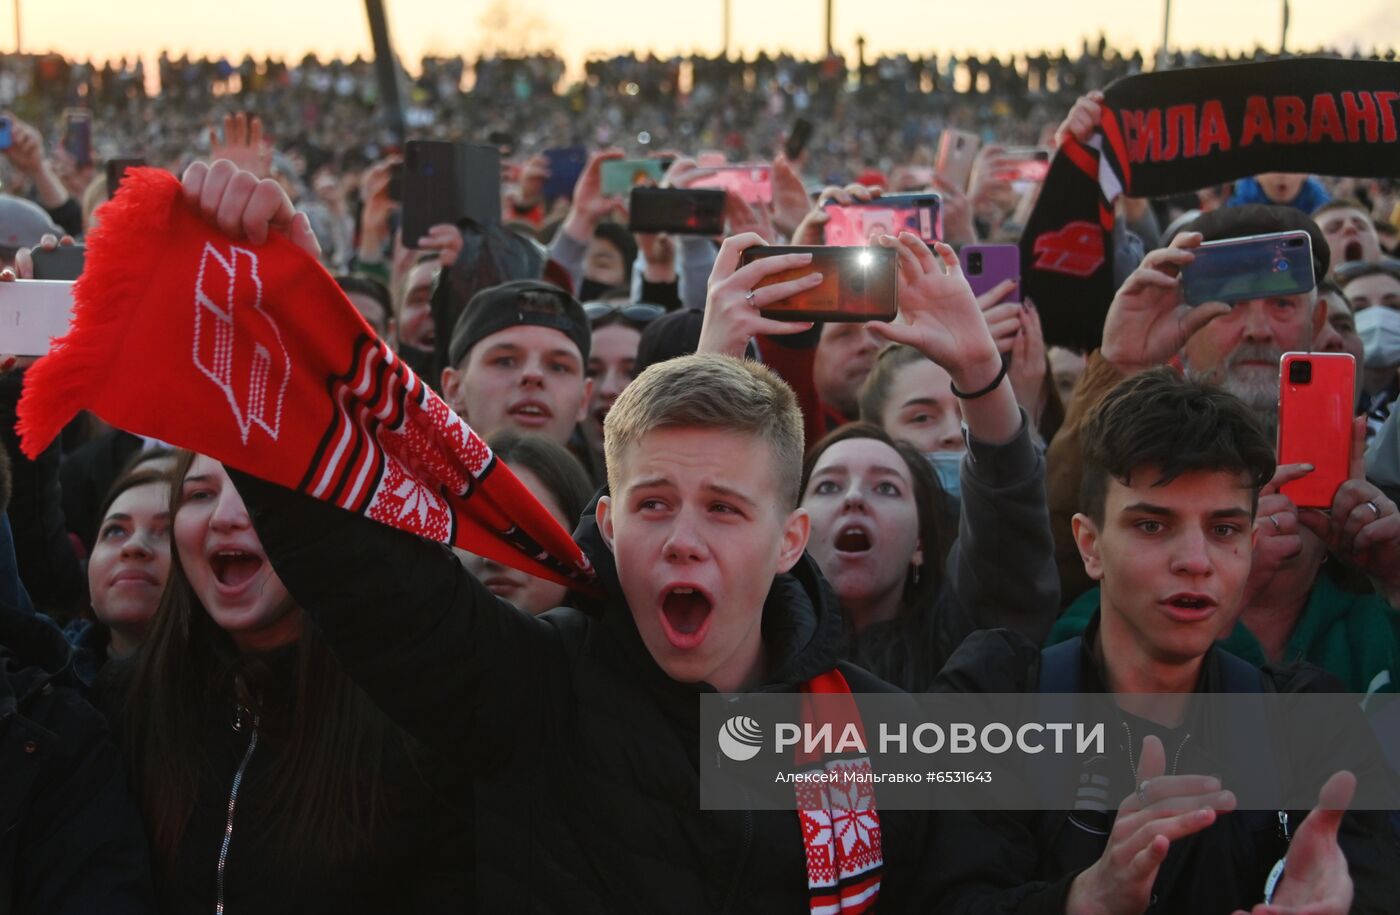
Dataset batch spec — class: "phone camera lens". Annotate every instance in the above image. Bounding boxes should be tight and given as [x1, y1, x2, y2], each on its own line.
[969, 252, 983, 272]
[1289, 360, 1312, 384]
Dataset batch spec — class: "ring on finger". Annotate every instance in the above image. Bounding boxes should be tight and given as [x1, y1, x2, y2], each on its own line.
[1137, 780, 1150, 804]
[1268, 514, 1282, 533]
[1367, 500, 1381, 519]
[745, 291, 757, 306]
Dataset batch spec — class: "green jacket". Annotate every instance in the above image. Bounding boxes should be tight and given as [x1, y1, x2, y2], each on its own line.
[1050, 574, 1400, 696]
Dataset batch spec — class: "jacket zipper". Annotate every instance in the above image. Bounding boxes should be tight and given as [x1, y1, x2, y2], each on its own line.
[216, 705, 260, 915]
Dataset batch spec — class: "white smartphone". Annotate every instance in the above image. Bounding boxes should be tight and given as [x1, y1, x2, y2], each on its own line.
[0, 280, 75, 356]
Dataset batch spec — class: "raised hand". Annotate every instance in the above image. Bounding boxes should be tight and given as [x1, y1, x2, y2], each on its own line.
[1099, 232, 1229, 376]
[770, 154, 811, 239]
[561, 148, 625, 244]
[697, 233, 818, 357]
[209, 112, 273, 180]
[1055, 90, 1107, 147]
[865, 234, 999, 381]
[181, 159, 318, 257]
[1297, 417, 1400, 605]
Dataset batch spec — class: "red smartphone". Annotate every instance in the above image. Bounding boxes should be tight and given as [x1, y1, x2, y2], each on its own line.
[1278, 352, 1355, 509]
[960, 244, 1020, 301]
[739, 245, 897, 323]
[685, 164, 773, 205]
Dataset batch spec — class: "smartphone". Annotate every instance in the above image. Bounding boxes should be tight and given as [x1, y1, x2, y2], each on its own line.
[784, 117, 815, 160]
[935, 129, 981, 191]
[823, 194, 941, 245]
[30, 245, 86, 281]
[685, 164, 773, 206]
[960, 244, 1021, 300]
[542, 145, 588, 204]
[992, 146, 1052, 191]
[401, 140, 501, 245]
[1278, 352, 1355, 509]
[627, 187, 726, 235]
[1180, 231, 1315, 307]
[105, 157, 145, 200]
[0, 280, 75, 356]
[62, 109, 92, 169]
[0, 116, 11, 151]
[601, 158, 669, 196]
[387, 161, 404, 203]
[739, 245, 898, 323]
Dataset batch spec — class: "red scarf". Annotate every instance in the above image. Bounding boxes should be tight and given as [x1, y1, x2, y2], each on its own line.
[796, 670, 883, 914]
[17, 168, 593, 589]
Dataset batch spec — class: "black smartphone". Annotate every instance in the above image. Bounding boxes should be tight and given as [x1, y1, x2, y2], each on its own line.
[63, 109, 92, 169]
[106, 157, 145, 200]
[387, 161, 404, 203]
[784, 117, 814, 160]
[30, 245, 86, 281]
[401, 140, 501, 245]
[739, 245, 898, 323]
[627, 187, 727, 235]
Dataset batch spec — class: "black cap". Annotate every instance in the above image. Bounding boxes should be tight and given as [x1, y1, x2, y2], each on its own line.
[634, 309, 705, 377]
[1183, 204, 1330, 282]
[447, 280, 592, 368]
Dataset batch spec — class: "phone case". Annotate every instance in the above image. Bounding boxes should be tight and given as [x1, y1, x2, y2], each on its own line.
[542, 146, 588, 203]
[742, 245, 898, 323]
[30, 246, 86, 281]
[627, 187, 726, 235]
[0, 280, 75, 356]
[935, 130, 980, 191]
[1181, 231, 1314, 306]
[402, 141, 500, 243]
[1278, 352, 1355, 509]
[960, 244, 1021, 300]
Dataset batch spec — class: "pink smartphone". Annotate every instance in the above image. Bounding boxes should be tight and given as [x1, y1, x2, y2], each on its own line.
[935, 129, 981, 191]
[960, 244, 1021, 301]
[685, 164, 773, 205]
[1278, 352, 1355, 509]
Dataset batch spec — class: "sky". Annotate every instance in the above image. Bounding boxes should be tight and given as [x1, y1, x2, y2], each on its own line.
[8, 0, 1399, 76]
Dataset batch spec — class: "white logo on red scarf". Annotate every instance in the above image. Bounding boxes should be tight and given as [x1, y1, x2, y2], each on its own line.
[192, 243, 291, 444]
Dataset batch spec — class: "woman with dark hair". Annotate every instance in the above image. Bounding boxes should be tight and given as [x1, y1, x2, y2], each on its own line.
[66, 463, 173, 683]
[460, 431, 594, 614]
[797, 237, 1060, 691]
[113, 450, 468, 913]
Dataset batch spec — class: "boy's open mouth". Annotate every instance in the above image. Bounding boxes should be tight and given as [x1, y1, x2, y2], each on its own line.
[660, 585, 714, 650]
[1345, 241, 1362, 262]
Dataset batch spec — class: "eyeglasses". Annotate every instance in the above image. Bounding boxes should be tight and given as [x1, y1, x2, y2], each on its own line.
[583, 301, 667, 326]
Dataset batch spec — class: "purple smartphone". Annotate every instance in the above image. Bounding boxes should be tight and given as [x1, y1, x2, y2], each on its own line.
[960, 244, 1021, 302]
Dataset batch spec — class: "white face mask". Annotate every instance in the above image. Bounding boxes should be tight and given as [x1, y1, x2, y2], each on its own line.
[1355, 306, 1400, 370]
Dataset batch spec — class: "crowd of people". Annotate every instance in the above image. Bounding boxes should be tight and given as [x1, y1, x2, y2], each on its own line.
[1, 32, 1400, 915]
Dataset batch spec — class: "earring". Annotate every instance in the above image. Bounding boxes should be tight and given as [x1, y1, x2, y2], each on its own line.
[911, 564, 921, 587]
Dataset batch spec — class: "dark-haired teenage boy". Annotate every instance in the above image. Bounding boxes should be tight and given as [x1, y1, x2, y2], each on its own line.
[930, 369, 1400, 914]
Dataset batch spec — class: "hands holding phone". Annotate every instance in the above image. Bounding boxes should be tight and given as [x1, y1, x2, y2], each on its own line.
[867, 233, 1022, 445]
[1099, 232, 1232, 377]
[697, 234, 818, 357]
[560, 148, 625, 245]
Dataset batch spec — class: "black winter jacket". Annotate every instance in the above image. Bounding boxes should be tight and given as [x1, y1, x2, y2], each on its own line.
[926, 625, 1400, 915]
[230, 470, 939, 913]
[0, 600, 154, 913]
